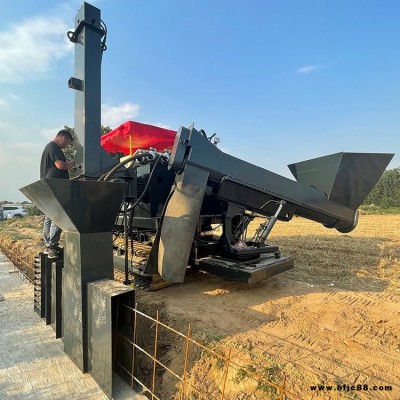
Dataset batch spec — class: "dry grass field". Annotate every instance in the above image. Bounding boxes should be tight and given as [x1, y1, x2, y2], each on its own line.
[271, 214, 400, 291]
[0, 214, 399, 399]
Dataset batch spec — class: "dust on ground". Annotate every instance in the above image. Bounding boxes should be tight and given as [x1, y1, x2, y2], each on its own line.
[1, 214, 399, 399]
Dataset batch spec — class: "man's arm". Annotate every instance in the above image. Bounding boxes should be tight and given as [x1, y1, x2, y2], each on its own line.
[54, 159, 75, 170]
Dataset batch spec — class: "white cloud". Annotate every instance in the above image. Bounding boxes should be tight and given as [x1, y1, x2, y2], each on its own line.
[0, 142, 43, 202]
[0, 16, 73, 83]
[0, 98, 9, 108]
[41, 128, 62, 141]
[8, 93, 20, 101]
[143, 121, 172, 130]
[101, 102, 141, 127]
[296, 64, 323, 74]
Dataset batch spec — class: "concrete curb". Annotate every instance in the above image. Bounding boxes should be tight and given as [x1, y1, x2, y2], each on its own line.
[0, 251, 144, 400]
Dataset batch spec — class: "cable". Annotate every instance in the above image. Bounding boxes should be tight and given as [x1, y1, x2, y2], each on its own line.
[130, 156, 163, 209]
[112, 156, 166, 270]
[193, 236, 220, 247]
[100, 19, 107, 52]
[100, 19, 107, 64]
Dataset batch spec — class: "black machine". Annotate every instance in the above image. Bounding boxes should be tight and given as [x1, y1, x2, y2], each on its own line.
[110, 127, 393, 285]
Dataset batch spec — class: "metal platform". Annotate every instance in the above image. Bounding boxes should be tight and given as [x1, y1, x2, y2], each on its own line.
[196, 253, 294, 283]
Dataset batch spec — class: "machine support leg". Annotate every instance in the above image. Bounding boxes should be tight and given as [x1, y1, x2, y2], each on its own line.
[257, 200, 286, 243]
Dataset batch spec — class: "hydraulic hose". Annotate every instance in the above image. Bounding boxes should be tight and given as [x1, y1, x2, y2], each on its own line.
[98, 152, 154, 182]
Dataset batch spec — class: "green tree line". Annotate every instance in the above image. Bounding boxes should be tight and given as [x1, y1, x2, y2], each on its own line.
[363, 168, 400, 208]
[62, 125, 112, 161]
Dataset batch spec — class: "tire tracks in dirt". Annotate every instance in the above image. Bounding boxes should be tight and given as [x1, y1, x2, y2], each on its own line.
[138, 275, 400, 399]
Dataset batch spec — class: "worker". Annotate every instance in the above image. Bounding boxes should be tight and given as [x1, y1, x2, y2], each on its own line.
[40, 129, 75, 258]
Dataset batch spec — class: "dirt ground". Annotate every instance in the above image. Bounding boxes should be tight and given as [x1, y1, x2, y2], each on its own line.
[1, 214, 399, 399]
[137, 274, 399, 399]
[131, 214, 400, 400]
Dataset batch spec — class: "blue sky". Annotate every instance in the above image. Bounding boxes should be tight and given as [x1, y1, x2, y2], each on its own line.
[0, 0, 398, 202]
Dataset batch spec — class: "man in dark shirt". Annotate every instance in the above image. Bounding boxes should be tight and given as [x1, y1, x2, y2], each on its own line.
[40, 129, 75, 258]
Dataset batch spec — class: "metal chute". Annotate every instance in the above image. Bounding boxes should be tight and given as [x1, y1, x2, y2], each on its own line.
[288, 152, 394, 209]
